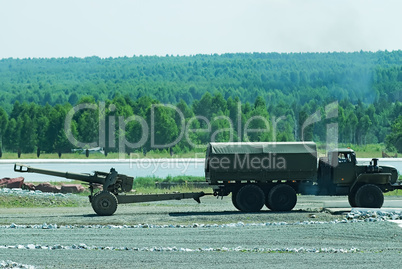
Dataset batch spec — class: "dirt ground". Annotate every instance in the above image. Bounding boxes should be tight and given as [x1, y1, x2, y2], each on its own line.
[1, 196, 402, 268]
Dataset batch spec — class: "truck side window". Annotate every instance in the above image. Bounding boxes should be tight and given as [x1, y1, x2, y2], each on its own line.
[338, 153, 352, 163]
[338, 153, 346, 163]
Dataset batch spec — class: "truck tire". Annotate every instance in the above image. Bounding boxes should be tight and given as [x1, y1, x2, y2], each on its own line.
[348, 190, 357, 207]
[268, 184, 297, 212]
[231, 191, 241, 211]
[235, 185, 265, 212]
[91, 191, 118, 216]
[263, 186, 273, 210]
[355, 184, 384, 208]
[265, 197, 272, 210]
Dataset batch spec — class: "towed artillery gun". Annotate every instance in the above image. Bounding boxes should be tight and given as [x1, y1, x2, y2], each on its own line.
[14, 163, 205, 216]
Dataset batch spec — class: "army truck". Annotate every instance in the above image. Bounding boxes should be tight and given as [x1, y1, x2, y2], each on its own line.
[205, 142, 401, 212]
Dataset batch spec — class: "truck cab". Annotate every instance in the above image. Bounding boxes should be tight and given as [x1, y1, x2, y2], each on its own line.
[330, 148, 357, 185]
[318, 148, 399, 208]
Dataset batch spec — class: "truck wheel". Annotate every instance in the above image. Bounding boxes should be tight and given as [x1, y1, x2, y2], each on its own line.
[348, 191, 357, 207]
[268, 184, 297, 212]
[236, 185, 265, 212]
[355, 184, 384, 208]
[265, 197, 272, 210]
[231, 191, 241, 211]
[91, 191, 118, 216]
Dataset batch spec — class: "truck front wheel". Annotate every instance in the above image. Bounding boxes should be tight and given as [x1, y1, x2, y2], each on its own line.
[268, 184, 297, 211]
[235, 185, 265, 212]
[355, 184, 384, 208]
[348, 189, 357, 207]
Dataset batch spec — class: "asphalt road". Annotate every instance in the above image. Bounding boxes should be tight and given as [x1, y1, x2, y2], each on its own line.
[1, 195, 402, 268]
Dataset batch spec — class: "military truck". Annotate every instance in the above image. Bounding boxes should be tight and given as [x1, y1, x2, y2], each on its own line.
[205, 142, 401, 212]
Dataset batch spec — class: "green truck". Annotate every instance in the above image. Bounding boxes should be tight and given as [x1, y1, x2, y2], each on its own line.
[205, 142, 401, 212]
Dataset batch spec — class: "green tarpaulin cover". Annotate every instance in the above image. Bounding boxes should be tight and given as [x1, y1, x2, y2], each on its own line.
[209, 142, 317, 155]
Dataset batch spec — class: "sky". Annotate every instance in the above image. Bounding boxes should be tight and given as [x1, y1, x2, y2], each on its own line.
[0, 0, 401, 59]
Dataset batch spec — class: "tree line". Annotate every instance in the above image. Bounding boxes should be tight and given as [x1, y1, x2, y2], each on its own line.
[1, 51, 401, 114]
[0, 51, 401, 154]
[0, 93, 401, 155]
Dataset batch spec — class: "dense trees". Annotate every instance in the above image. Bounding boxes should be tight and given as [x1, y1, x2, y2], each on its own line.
[1, 51, 401, 113]
[0, 93, 401, 154]
[386, 116, 402, 153]
[0, 51, 401, 153]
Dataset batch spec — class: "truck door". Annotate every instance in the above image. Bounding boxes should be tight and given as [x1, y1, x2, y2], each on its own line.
[333, 152, 356, 184]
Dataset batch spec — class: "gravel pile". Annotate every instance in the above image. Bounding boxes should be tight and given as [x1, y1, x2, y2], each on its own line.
[346, 208, 402, 221]
[0, 260, 35, 269]
[3, 222, 344, 229]
[3, 209, 401, 230]
[0, 244, 360, 253]
[0, 188, 71, 198]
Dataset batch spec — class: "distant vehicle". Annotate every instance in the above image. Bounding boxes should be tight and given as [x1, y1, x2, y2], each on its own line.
[205, 142, 401, 212]
[71, 147, 105, 155]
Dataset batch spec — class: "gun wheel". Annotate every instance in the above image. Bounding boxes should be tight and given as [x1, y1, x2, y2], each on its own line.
[91, 191, 118, 216]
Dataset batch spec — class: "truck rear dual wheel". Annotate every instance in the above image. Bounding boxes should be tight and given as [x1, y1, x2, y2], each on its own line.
[231, 191, 241, 211]
[355, 184, 384, 208]
[267, 184, 297, 212]
[235, 185, 265, 212]
[91, 191, 118, 216]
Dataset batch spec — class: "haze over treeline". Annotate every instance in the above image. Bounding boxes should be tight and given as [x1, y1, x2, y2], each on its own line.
[0, 51, 401, 154]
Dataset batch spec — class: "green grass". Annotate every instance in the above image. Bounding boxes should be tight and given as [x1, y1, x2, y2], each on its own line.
[312, 143, 398, 158]
[133, 186, 211, 195]
[28, 175, 206, 189]
[1, 143, 398, 159]
[344, 144, 397, 158]
[384, 189, 402, 196]
[133, 175, 205, 188]
[0, 150, 206, 159]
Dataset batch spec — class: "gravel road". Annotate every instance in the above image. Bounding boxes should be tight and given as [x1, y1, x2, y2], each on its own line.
[1, 195, 402, 268]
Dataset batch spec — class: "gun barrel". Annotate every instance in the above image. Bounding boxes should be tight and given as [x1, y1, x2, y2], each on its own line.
[14, 163, 105, 184]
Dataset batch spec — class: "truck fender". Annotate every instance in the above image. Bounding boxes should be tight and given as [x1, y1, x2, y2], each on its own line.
[350, 173, 391, 192]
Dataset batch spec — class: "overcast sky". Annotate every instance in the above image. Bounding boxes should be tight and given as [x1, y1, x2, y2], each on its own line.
[0, 0, 401, 59]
